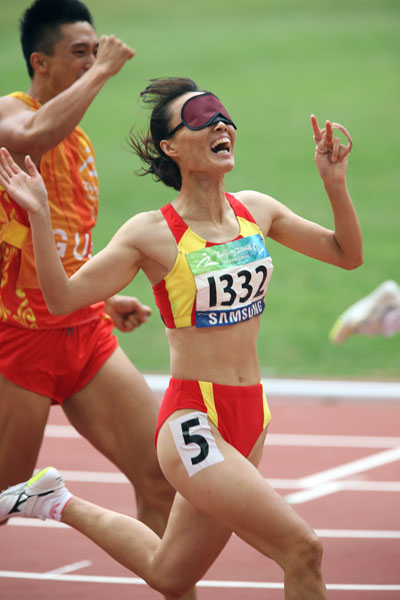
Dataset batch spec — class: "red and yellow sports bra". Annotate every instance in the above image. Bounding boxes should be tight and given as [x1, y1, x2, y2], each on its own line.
[153, 193, 273, 329]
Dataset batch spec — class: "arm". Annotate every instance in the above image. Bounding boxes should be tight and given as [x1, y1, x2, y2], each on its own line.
[0, 36, 134, 162]
[0, 148, 143, 314]
[255, 116, 363, 270]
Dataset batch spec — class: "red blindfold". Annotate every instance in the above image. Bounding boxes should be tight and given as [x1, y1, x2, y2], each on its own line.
[165, 92, 236, 139]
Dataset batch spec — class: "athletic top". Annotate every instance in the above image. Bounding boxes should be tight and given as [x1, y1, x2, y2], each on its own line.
[0, 92, 105, 329]
[153, 193, 273, 329]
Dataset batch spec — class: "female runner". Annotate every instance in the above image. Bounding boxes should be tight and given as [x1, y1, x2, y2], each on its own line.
[0, 77, 362, 599]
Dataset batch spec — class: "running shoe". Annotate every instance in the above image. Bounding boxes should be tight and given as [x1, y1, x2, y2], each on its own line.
[0, 466, 72, 522]
[329, 280, 400, 344]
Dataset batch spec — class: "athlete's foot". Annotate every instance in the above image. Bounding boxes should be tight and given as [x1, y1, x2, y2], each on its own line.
[330, 280, 400, 343]
[0, 466, 72, 522]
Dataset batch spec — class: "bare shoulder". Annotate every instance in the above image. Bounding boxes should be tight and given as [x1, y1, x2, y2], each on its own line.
[114, 207, 178, 279]
[115, 208, 175, 255]
[234, 189, 277, 207]
[124, 209, 167, 236]
[115, 209, 163, 240]
[0, 94, 31, 121]
[231, 190, 285, 235]
[0, 95, 37, 157]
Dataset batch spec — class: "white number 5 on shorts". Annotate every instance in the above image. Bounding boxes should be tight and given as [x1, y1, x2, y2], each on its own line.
[169, 412, 224, 477]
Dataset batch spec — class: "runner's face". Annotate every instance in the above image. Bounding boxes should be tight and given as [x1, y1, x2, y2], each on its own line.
[43, 21, 98, 95]
[164, 92, 236, 176]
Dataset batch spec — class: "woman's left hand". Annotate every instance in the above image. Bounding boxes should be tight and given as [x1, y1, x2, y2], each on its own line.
[311, 115, 353, 184]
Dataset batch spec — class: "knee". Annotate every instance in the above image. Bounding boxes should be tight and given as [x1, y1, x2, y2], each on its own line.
[286, 530, 324, 577]
[147, 571, 193, 599]
[147, 552, 196, 598]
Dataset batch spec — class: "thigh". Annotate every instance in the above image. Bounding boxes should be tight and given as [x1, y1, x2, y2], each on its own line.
[157, 410, 313, 569]
[0, 374, 51, 490]
[63, 346, 161, 484]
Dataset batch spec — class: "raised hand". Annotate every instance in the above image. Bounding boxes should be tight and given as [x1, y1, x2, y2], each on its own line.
[311, 115, 353, 183]
[95, 35, 135, 77]
[0, 148, 48, 215]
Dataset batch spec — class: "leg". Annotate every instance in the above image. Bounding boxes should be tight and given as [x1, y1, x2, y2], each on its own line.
[0, 374, 51, 492]
[62, 491, 232, 599]
[157, 412, 327, 599]
[0, 463, 218, 598]
[60, 416, 325, 599]
[62, 346, 175, 537]
[0, 412, 325, 598]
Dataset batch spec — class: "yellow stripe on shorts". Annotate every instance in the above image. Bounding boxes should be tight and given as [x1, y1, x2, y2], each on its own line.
[198, 380, 218, 428]
[262, 386, 272, 428]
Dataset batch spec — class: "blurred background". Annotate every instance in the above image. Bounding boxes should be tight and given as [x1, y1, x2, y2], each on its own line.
[1, 0, 399, 379]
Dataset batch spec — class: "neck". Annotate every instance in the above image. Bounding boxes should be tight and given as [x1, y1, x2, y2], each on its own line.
[27, 78, 53, 105]
[174, 174, 227, 222]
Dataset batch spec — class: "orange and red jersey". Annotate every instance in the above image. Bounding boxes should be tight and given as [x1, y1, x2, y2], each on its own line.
[0, 92, 104, 329]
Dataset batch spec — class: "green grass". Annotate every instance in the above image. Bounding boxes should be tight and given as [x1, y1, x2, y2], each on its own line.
[1, 0, 399, 378]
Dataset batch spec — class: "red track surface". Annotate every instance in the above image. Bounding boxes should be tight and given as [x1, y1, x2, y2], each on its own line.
[1, 389, 400, 599]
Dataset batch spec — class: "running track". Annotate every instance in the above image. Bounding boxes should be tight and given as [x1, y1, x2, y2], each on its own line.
[1, 376, 400, 599]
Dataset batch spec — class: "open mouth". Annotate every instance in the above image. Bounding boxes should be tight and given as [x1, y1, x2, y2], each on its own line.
[211, 136, 231, 155]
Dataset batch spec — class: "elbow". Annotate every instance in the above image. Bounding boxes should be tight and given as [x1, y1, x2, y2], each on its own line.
[45, 299, 72, 316]
[47, 305, 67, 316]
[341, 252, 364, 271]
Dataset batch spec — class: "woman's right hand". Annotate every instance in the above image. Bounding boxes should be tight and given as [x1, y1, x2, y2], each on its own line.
[0, 147, 48, 215]
[311, 115, 353, 185]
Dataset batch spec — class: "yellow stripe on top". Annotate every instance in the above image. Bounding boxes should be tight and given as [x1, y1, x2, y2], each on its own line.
[164, 228, 206, 328]
[198, 380, 218, 428]
[236, 215, 263, 238]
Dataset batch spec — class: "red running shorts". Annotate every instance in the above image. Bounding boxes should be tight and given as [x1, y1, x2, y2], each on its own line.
[156, 377, 271, 457]
[0, 316, 118, 404]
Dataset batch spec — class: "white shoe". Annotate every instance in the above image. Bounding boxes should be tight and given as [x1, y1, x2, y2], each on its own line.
[330, 280, 400, 344]
[0, 466, 72, 522]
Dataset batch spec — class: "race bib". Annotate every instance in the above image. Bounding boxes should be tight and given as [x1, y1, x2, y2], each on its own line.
[186, 234, 273, 328]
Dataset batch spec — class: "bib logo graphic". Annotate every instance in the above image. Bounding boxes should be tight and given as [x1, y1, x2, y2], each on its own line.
[196, 253, 219, 269]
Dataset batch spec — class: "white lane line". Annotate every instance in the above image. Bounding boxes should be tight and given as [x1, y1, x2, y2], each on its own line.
[338, 480, 400, 492]
[7, 519, 400, 540]
[31, 470, 400, 492]
[45, 425, 81, 438]
[266, 433, 400, 448]
[8, 468, 399, 492]
[296, 447, 400, 488]
[283, 479, 400, 504]
[284, 447, 400, 503]
[0, 570, 399, 591]
[143, 374, 400, 399]
[8, 519, 67, 527]
[315, 529, 400, 539]
[285, 482, 343, 504]
[44, 425, 400, 450]
[268, 479, 400, 492]
[46, 560, 92, 575]
[51, 470, 128, 483]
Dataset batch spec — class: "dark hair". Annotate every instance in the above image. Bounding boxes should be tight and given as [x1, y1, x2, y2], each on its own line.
[129, 77, 201, 191]
[19, 0, 94, 78]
